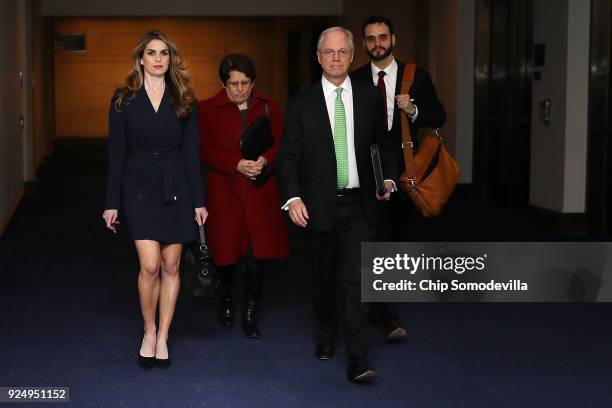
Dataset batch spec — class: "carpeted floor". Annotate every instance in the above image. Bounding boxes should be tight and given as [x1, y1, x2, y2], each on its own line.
[0, 142, 611, 407]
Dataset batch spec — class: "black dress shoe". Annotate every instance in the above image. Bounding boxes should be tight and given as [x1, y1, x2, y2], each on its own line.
[138, 354, 155, 370]
[384, 322, 407, 343]
[348, 362, 376, 384]
[315, 344, 334, 360]
[154, 357, 171, 369]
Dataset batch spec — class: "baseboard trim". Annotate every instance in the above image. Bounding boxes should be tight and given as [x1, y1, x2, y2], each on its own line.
[0, 187, 25, 238]
[527, 206, 587, 236]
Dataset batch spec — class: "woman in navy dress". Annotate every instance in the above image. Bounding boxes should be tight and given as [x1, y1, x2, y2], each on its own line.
[102, 30, 207, 370]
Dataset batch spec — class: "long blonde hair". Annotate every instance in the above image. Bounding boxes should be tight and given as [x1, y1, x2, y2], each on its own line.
[114, 30, 197, 119]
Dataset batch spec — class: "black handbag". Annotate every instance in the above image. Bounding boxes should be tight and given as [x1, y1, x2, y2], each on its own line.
[181, 224, 217, 298]
[240, 101, 274, 186]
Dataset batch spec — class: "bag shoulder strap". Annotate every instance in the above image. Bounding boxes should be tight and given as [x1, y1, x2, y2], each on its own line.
[400, 63, 418, 183]
[400, 63, 417, 95]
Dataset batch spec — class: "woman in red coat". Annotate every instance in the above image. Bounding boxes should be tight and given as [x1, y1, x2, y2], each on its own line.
[198, 54, 289, 338]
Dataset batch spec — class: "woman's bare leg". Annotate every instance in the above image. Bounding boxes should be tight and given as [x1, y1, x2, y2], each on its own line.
[156, 243, 182, 359]
[135, 240, 161, 357]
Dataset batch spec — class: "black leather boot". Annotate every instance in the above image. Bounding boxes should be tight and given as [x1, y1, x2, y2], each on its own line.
[242, 261, 264, 338]
[242, 298, 261, 338]
[216, 266, 234, 329]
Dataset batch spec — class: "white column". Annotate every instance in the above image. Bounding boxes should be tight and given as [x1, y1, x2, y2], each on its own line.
[563, 0, 590, 212]
[530, 0, 590, 213]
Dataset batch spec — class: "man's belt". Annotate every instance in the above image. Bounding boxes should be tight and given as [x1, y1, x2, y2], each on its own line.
[336, 187, 360, 197]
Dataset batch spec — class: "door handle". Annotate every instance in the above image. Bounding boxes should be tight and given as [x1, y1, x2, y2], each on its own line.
[540, 99, 551, 125]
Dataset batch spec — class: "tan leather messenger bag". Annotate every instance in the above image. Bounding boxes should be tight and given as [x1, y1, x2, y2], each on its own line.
[398, 63, 460, 217]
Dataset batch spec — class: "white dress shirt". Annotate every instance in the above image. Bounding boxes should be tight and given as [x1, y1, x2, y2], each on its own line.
[370, 58, 418, 130]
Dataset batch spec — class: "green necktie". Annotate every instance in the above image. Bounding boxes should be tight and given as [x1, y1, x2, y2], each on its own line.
[334, 87, 349, 188]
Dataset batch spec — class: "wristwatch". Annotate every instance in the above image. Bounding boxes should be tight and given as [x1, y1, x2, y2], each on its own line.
[408, 105, 417, 117]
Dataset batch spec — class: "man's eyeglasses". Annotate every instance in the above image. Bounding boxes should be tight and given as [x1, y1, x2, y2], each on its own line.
[227, 80, 252, 88]
[320, 49, 352, 58]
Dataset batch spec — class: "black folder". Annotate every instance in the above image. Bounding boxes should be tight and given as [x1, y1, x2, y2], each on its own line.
[240, 114, 274, 186]
[370, 145, 386, 196]
[240, 116, 273, 160]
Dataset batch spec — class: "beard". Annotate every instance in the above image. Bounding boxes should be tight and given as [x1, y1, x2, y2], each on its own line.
[366, 43, 394, 61]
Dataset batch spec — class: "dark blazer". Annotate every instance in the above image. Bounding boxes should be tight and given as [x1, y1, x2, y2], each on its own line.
[277, 78, 402, 232]
[105, 87, 205, 243]
[351, 60, 446, 148]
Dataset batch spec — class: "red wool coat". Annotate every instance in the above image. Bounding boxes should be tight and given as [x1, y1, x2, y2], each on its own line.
[198, 89, 289, 266]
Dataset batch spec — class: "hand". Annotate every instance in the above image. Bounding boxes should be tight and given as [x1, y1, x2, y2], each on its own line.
[255, 155, 268, 168]
[288, 199, 309, 228]
[376, 180, 394, 201]
[194, 207, 208, 226]
[237, 159, 265, 179]
[395, 94, 416, 115]
[102, 209, 120, 234]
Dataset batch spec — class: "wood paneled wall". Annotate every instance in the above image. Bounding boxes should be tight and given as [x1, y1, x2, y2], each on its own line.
[54, 18, 282, 138]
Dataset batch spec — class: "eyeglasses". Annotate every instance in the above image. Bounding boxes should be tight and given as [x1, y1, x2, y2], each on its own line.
[320, 49, 352, 58]
[227, 80, 252, 88]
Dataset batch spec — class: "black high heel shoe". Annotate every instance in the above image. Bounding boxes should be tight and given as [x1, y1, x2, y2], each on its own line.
[138, 333, 156, 370]
[155, 340, 171, 369]
[138, 354, 156, 370]
[155, 356, 171, 369]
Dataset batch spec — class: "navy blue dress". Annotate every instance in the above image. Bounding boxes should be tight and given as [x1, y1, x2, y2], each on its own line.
[105, 87, 205, 243]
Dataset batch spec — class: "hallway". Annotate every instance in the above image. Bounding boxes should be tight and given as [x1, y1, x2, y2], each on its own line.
[0, 143, 611, 407]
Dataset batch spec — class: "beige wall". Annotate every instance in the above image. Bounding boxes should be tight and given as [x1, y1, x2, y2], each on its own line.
[341, 1, 419, 70]
[42, 0, 342, 16]
[429, 0, 459, 157]
[19, 0, 35, 181]
[429, 0, 474, 183]
[32, 0, 52, 170]
[0, 1, 25, 234]
[54, 18, 281, 138]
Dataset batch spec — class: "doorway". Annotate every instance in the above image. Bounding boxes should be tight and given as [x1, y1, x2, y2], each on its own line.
[473, 0, 533, 208]
[587, 0, 612, 236]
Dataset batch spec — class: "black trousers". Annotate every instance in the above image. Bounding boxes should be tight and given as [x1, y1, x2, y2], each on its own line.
[305, 193, 375, 364]
[371, 193, 414, 326]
